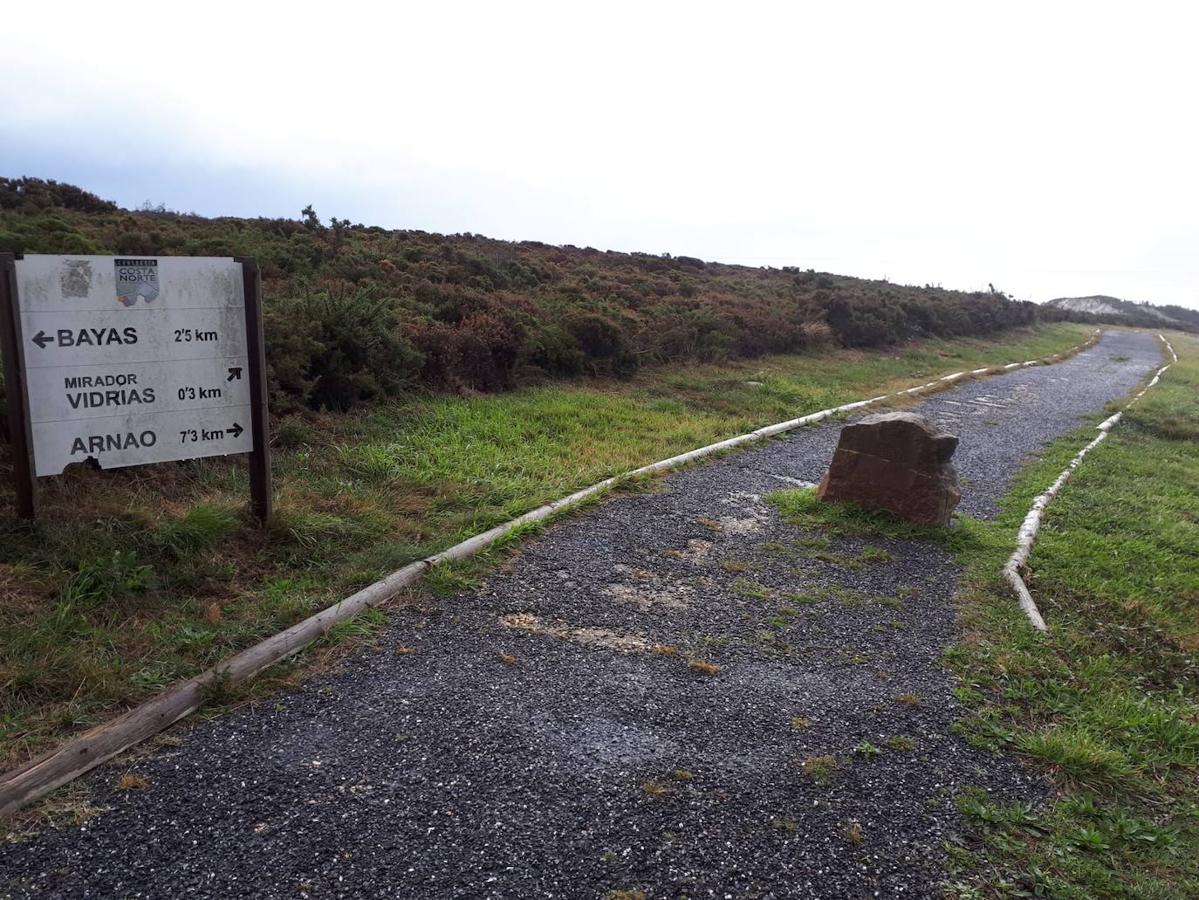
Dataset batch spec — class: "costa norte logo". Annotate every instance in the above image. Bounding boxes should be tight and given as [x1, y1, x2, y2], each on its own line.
[114, 258, 160, 307]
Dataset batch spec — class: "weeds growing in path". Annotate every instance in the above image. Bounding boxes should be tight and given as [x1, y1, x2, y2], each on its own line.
[800, 754, 840, 784]
[686, 658, 722, 676]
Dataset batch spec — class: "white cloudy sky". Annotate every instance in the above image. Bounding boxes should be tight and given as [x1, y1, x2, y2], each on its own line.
[3, 1, 1197, 308]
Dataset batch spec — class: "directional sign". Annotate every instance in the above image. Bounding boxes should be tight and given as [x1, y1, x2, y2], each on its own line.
[10, 255, 255, 476]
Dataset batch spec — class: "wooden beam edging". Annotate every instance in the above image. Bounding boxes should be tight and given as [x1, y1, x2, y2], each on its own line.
[0, 328, 1103, 818]
[1003, 333, 1177, 632]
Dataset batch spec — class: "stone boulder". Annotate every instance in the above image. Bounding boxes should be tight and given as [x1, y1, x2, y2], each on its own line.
[816, 411, 961, 526]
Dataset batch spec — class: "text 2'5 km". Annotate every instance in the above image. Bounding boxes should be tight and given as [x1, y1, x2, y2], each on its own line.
[173, 328, 219, 343]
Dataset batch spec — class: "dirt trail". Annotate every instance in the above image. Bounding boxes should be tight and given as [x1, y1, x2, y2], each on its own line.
[0, 331, 1163, 899]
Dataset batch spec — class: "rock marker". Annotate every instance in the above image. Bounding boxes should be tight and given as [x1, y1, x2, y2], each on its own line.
[817, 411, 961, 526]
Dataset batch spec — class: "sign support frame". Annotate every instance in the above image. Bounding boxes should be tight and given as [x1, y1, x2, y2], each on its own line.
[0, 252, 37, 519]
[238, 257, 273, 525]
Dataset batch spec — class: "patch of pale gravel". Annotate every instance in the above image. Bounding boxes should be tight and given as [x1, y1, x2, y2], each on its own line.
[666, 537, 714, 565]
[0, 331, 1163, 899]
[499, 611, 652, 653]
[715, 491, 773, 535]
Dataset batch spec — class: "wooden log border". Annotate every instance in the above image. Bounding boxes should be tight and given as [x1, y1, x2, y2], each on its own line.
[0, 329, 1103, 818]
[1003, 333, 1177, 631]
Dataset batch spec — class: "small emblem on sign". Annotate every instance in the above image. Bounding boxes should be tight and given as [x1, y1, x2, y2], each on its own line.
[60, 260, 93, 298]
[114, 258, 160, 307]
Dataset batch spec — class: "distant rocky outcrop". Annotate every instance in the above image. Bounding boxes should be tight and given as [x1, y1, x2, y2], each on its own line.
[1043, 296, 1199, 332]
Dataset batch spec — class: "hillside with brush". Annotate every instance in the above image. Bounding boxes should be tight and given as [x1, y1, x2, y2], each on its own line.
[0, 177, 1041, 414]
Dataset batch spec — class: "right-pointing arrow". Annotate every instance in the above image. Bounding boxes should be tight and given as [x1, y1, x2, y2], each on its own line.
[229, 422, 244, 439]
[32, 330, 53, 349]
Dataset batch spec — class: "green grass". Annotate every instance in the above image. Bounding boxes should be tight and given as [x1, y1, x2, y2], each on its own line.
[768, 485, 977, 549]
[730, 576, 771, 599]
[800, 753, 841, 783]
[0, 323, 1089, 771]
[933, 332, 1199, 897]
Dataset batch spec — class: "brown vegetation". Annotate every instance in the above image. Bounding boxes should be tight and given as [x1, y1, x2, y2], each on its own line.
[1, 177, 1039, 415]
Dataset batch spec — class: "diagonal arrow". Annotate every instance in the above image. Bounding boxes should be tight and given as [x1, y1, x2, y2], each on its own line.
[32, 330, 53, 349]
[228, 422, 244, 439]
[227, 367, 243, 382]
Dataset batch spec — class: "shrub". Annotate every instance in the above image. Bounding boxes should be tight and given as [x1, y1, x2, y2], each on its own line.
[568, 312, 639, 375]
[263, 288, 422, 411]
[526, 322, 584, 376]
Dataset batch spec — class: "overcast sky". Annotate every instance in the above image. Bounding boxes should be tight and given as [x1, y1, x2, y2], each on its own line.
[3, 1, 1197, 308]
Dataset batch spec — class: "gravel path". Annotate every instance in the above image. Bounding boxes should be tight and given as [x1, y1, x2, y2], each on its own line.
[0, 331, 1163, 899]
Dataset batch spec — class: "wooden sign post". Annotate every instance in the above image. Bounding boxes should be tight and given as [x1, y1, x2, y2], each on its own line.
[0, 253, 272, 523]
[0, 255, 37, 518]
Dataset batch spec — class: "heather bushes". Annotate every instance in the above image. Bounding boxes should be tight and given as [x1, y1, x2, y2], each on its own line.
[0, 215, 104, 255]
[0, 177, 117, 214]
[409, 313, 522, 392]
[407, 286, 538, 390]
[820, 294, 905, 347]
[264, 290, 421, 411]
[820, 286, 1036, 346]
[0, 182, 1046, 413]
[566, 312, 638, 375]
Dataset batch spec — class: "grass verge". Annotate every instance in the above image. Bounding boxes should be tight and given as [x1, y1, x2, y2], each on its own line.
[0, 323, 1089, 773]
[940, 332, 1199, 898]
[774, 330, 1198, 897]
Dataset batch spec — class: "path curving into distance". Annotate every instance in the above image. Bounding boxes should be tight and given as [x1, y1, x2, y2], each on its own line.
[0, 331, 1163, 899]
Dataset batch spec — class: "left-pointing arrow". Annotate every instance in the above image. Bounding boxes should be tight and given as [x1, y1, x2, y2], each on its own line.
[32, 331, 53, 349]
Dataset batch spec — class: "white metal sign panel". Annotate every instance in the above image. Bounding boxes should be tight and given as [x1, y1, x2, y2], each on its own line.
[13, 255, 254, 476]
